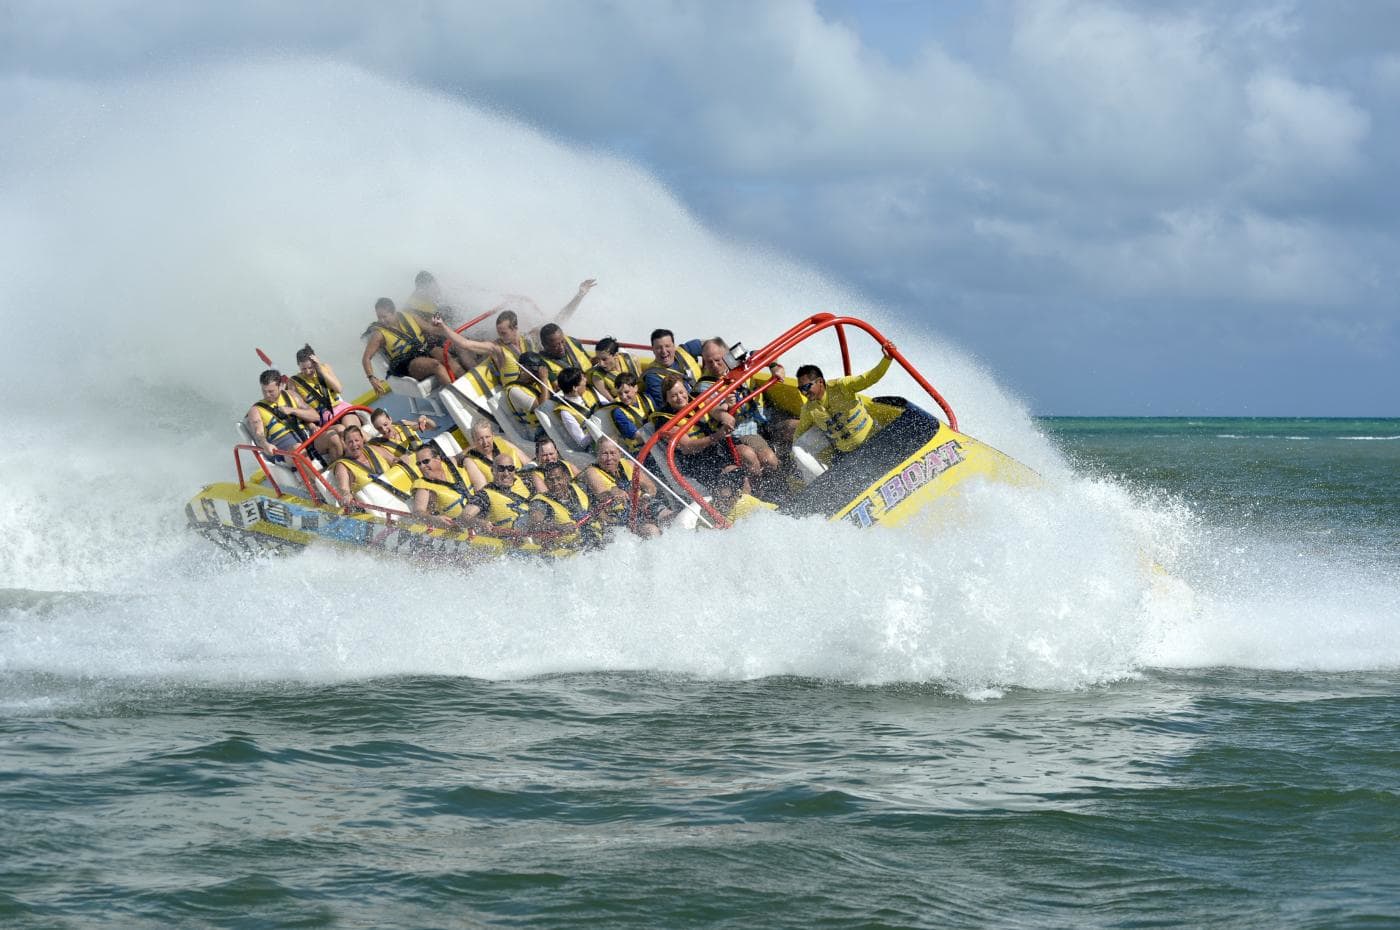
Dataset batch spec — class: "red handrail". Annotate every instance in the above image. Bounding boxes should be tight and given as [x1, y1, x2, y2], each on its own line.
[631, 313, 958, 528]
[290, 404, 375, 457]
[440, 310, 494, 373]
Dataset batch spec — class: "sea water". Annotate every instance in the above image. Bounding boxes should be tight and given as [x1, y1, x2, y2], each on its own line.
[3, 61, 1399, 928]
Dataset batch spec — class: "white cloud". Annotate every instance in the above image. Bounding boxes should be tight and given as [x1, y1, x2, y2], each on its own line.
[1245, 72, 1370, 181]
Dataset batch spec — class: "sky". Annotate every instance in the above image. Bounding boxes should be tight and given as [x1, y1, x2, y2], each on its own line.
[3, 0, 1398, 414]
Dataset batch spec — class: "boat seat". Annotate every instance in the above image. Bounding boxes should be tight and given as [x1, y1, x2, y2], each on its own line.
[792, 429, 830, 484]
[536, 402, 596, 470]
[368, 354, 437, 399]
[354, 464, 415, 513]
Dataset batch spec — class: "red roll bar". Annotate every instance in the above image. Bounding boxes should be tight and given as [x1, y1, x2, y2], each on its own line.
[631, 314, 958, 528]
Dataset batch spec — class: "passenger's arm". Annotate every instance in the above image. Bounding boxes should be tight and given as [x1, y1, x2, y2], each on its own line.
[560, 410, 589, 450]
[554, 278, 596, 327]
[333, 462, 352, 499]
[845, 352, 894, 393]
[311, 356, 343, 395]
[362, 333, 388, 395]
[431, 319, 504, 362]
[412, 487, 452, 529]
[247, 408, 276, 455]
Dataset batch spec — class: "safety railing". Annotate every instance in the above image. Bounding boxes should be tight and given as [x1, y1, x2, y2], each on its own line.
[632, 313, 958, 528]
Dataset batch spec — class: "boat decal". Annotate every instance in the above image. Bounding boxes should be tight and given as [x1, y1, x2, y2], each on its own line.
[846, 439, 964, 528]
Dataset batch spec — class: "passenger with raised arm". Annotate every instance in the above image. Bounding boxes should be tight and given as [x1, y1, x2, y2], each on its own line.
[527, 461, 605, 550]
[362, 297, 457, 395]
[477, 279, 596, 383]
[457, 454, 534, 535]
[331, 425, 393, 500]
[650, 373, 765, 491]
[794, 342, 897, 455]
[410, 445, 476, 529]
[289, 344, 362, 456]
[642, 328, 704, 409]
[697, 337, 785, 499]
[582, 438, 666, 538]
[367, 408, 436, 476]
[553, 367, 598, 453]
[247, 369, 325, 460]
[459, 420, 531, 489]
[594, 372, 652, 453]
[588, 336, 642, 402]
[526, 436, 580, 494]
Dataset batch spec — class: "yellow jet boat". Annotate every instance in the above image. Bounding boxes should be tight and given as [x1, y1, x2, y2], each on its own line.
[186, 312, 1036, 561]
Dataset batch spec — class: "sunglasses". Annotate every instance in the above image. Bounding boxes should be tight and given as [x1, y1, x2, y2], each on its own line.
[416, 459, 434, 466]
[797, 381, 818, 395]
[494, 463, 517, 471]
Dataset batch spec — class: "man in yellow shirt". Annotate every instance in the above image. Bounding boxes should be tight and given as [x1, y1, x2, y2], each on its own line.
[793, 343, 896, 454]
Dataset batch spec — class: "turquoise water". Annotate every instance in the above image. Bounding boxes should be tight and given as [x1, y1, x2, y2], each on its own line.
[3, 418, 1399, 928]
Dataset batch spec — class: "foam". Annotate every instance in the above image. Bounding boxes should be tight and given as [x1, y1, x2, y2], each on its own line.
[1, 59, 1395, 697]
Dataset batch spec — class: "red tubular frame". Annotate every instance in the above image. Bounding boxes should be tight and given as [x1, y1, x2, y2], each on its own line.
[441, 310, 495, 373]
[630, 313, 958, 529]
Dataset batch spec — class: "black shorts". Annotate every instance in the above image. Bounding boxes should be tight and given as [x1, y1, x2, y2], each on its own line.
[387, 357, 416, 378]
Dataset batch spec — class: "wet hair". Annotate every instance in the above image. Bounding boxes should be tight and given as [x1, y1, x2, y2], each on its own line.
[415, 270, 435, 287]
[294, 344, 316, 364]
[796, 364, 823, 381]
[542, 461, 570, 479]
[343, 424, 364, 438]
[496, 308, 518, 329]
[539, 322, 563, 342]
[594, 336, 619, 356]
[371, 407, 392, 425]
[650, 328, 674, 345]
[558, 367, 584, 392]
[660, 373, 688, 404]
[613, 372, 639, 390]
[375, 297, 395, 312]
[259, 369, 282, 386]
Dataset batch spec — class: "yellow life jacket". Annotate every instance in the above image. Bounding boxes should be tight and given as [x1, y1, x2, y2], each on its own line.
[540, 336, 593, 380]
[724, 493, 777, 523]
[596, 399, 652, 452]
[504, 382, 547, 431]
[475, 483, 533, 528]
[369, 423, 421, 458]
[464, 438, 526, 472]
[254, 391, 312, 449]
[644, 346, 702, 385]
[589, 352, 641, 399]
[532, 483, 603, 547]
[335, 447, 391, 494]
[374, 312, 429, 365]
[492, 335, 534, 384]
[588, 459, 637, 521]
[289, 372, 341, 416]
[411, 459, 473, 518]
[554, 393, 598, 448]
